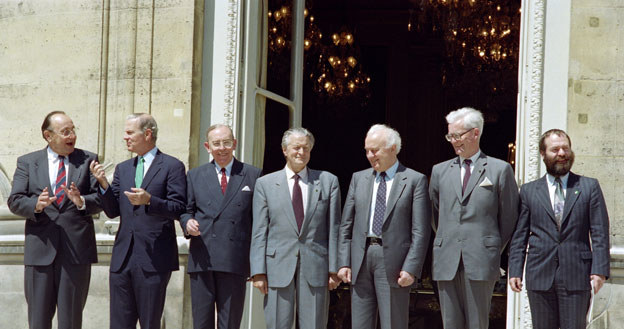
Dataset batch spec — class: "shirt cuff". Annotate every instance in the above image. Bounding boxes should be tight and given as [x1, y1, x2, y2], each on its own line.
[78, 196, 86, 210]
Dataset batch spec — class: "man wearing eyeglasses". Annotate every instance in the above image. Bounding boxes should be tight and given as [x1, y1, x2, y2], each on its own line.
[429, 107, 519, 329]
[8, 111, 102, 329]
[181, 124, 261, 329]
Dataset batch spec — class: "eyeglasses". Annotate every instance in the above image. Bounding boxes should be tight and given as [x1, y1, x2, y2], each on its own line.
[49, 128, 77, 137]
[210, 139, 234, 148]
[445, 128, 474, 142]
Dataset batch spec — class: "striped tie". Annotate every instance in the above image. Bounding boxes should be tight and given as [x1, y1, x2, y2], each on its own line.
[55, 156, 66, 205]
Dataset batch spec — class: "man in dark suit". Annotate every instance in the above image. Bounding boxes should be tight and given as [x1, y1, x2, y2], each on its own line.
[181, 124, 261, 329]
[250, 127, 341, 329]
[337, 124, 431, 329]
[8, 111, 102, 329]
[89, 113, 187, 329]
[509, 129, 610, 329]
[429, 107, 519, 329]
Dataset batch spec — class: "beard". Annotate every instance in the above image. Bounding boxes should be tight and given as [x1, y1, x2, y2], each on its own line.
[544, 151, 575, 177]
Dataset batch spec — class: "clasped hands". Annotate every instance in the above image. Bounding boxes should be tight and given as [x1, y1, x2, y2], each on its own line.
[89, 160, 151, 205]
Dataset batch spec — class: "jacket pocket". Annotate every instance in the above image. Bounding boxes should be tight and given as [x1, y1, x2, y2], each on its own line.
[483, 236, 501, 248]
[434, 237, 443, 247]
[266, 247, 276, 257]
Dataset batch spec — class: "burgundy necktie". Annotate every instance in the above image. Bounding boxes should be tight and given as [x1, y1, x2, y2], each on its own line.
[462, 159, 472, 195]
[220, 167, 227, 194]
[292, 174, 304, 232]
[55, 156, 66, 205]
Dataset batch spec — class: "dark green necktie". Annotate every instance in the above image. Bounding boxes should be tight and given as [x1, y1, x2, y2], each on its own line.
[135, 156, 145, 188]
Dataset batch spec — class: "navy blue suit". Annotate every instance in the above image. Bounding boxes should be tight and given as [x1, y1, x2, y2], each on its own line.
[181, 159, 261, 329]
[509, 172, 610, 329]
[100, 149, 186, 329]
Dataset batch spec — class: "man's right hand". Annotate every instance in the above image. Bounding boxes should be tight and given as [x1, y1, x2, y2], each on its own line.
[35, 187, 57, 213]
[509, 277, 523, 292]
[337, 267, 352, 284]
[252, 274, 268, 295]
[89, 160, 109, 190]
[186, 219, 201, 236]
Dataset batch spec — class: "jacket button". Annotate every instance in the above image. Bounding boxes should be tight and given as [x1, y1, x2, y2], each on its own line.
[212, 234, 217, 238]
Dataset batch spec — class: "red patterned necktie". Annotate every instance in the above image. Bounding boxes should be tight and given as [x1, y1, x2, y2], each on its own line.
[55, 156, 66, 205]
[220, 167, 228, 194]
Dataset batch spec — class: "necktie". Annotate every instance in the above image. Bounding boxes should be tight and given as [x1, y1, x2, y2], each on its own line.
[554, 177, 565, 229]
[55, 156, 66, 205]
[462, 159, 472, 195]
[135, 156, 144, 188]
[372, 172, 387, 236]
[292, 174, 304, 232]
[220, 167, 228, 194]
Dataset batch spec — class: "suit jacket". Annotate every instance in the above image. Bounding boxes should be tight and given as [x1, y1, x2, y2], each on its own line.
[250, 168, 341, 288]
[180, 159, 261, 276]
[429, 153, 519, 281]
[337, 163, 431, 287]
[8, 148, 102, 266]
[100, 150, 187, 273]
[508, 172, 610, 291]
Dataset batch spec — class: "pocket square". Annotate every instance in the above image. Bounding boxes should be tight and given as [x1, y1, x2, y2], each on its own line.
[242, 185, 251, 191]
[479, 177, 493, 187]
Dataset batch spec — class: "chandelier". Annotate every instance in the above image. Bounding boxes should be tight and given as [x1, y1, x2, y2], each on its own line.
[268, 5, 371, 104]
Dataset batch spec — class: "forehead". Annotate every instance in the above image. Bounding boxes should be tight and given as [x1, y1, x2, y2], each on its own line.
[447, 120, 464, 132]
[365, 133, 386, 149]
[50, 114, 74, 129]
[125, 118, 141, 130]
[287, 134, 309, 146]
[208, 127, 232, 140]
[545, 134, 570, 148]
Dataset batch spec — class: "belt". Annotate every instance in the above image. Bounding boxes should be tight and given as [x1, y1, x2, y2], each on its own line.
[366, 237, 383, 246]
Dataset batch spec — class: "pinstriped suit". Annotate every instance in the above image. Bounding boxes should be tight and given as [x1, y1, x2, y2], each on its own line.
[508, 172, 610, 328]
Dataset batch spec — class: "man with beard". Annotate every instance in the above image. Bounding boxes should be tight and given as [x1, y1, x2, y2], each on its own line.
[508, 129, 610, 329]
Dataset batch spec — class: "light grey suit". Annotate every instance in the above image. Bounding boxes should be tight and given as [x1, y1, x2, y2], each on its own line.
[429, 152, 519, 329]
[338, 163, 431, 329]
[250, 168, 341, 329]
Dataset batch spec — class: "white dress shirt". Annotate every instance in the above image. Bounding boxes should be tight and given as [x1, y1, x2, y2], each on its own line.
[367, 160, 399, 238]
[459, 150, 481, 184]
[214, 158, 234, 184]
[285, 166, 309, 216]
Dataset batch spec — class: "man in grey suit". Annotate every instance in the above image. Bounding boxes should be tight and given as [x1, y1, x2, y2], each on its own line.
[250, 127, 341, 329]
[509, 129, 609, 329]
[8, 111, 102, 329]
[337, 124, 431, 329]
[429, 107, 519, 329]
[181, 124, 261, 329]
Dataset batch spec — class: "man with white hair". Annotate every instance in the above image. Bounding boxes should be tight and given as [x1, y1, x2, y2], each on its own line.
[429, 107, 519, 329]
[337, 124, 431, 329]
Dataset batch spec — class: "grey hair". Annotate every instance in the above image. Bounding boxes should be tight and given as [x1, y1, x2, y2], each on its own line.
[127, 113, 158, 141]
[445, 107, 484, 136]
[281, 127, 315, 150]
[366, 124, 402, 154]
[205, 124, 234, 141]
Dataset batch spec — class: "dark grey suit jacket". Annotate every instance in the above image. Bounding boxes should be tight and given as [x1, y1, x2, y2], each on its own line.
[181, 159, 261, 276]
[338, 163, 431, 287]
[8, 148, 102, 265]
[250, 168, 341, 288]
[508, 173, 610, 291]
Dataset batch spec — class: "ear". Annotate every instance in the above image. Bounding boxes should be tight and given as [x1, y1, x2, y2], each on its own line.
[282, 147, 288, 157]
[473, 128, 481, 140]
[204, 142, 211, 154]
[231, 138, 238, 150]
[43, 130, 52, 142]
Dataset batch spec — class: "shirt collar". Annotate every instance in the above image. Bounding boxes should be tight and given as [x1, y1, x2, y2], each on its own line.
[376, 160, 399, 180]
[460, 150, 481, 165]
[215, 158, 235, 175]
[47, 146, 63, 161]
[285, 165, 308, 183]
[140, 146, 158, 165]
[546, 172, 569, 187]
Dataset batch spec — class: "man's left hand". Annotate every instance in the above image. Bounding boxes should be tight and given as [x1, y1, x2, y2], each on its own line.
[124, 188, 152, 205]
[328, 273, 340, 291]
[62, 182, 83, 208]
[590, 274, 606, 294]
[397, 270, 415, 287]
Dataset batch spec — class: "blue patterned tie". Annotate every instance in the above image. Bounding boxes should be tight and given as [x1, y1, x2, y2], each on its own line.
[372, 172, 387, 236]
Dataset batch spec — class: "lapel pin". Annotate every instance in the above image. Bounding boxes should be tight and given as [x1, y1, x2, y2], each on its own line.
[575, 190, 579, 195]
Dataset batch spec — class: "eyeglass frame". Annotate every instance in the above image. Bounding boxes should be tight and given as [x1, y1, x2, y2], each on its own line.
[209, 139, 235, 148]
[48, 127, 77, 137]
[444, 127, 475, 142]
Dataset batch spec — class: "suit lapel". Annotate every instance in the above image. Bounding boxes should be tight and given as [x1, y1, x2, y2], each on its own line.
[561, 173, 581, 226]
[276, 170, 300, 234]
[301, 169, 321, 234]
[36, 148, 54, 197]
[536, 176, 557, 223]
[217, 160, 245, 216]
[141, 151, 162, 189]
[384, 163, 406, 225]
[461, 154, 486, 202]
[358, 170, 376, 233]
[203, 162, 225, 204]
[450, 158, 463, 201]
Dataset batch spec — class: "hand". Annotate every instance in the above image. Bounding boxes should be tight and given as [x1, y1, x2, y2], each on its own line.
[328, 273, 340, 291]
[397, 270, 415, 287]
[89, 160, 109, 189]
[590, 274, 606, 294]
[62, 182, 83, 208]
[252, 274, 268, 295]
[35, 187, 57, 212]
[509, 277, 523, 292]
[337, 267, 351, 284]
[124, 188, 151, 205]
[186, 219, 201, 236]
